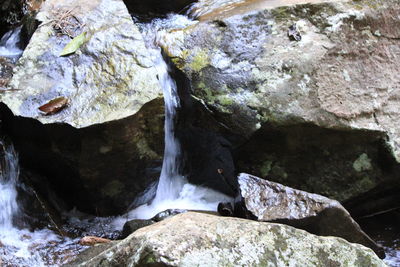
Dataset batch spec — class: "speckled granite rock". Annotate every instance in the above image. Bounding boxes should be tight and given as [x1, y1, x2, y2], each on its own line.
[236, 173, 385, 258]
[66, 212, 387, 267]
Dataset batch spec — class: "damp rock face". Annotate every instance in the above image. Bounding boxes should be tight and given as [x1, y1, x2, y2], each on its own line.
[0, 0, 165, 215]
[160, 0, 400, 201]
[236, 173, 385, 258]
[65, 212, 387, 267]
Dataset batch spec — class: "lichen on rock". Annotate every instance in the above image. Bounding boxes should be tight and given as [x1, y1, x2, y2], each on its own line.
[65, 212, 388, 267]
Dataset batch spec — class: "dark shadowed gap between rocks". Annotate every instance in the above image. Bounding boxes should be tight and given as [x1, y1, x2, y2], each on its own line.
[0, 101, 165, 216]
[123, 0, 197, 21]
[234, 123, 400, 212]
[166, 53, 240, 197]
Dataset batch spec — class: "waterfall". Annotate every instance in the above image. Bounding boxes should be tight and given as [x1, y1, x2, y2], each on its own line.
[112, 14, 232, 223]
[153, 51, 186, 202]
[0, 26, 23, 59]
[0, 140, 19, 229]
[0, 139, 80, 267]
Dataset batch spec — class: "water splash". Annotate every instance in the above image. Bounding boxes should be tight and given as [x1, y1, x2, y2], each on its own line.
[0, 26, 23, 59]
[151, 41, 185, 202]
[0, 140, 83, 266]
[0, 140, 19, 229]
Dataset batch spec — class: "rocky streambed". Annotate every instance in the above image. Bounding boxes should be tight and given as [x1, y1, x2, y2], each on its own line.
[0, 0, 399, 266]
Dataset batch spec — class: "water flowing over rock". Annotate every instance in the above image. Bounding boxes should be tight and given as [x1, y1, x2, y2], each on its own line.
[236, 173, 385, 258]
[106, 14, 233, 221]
[0, 138, 83, 266]
[66, 212, 387, 267]
[0, 0, 166, 215]
[0, 140, 20, 229]
[160, 0, 400, 202]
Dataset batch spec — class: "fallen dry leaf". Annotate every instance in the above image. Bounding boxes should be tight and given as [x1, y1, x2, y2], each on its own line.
[79, 236, 111, 246]
[38, 97, 68, 115]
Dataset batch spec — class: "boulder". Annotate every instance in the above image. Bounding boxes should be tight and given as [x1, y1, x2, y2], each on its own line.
[0, 0, 165, 215]
[236, 173, 385, 258]
[160, 0, 400, 202]
[65, 212, 387, 266]
[120, 219, 154, 239]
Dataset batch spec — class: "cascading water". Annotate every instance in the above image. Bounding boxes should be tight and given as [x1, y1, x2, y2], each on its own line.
[0, 26, 23, 59]
[0, 139, 83, 267]
[0, 140, 19, 230]
[113, 14, 232, 223]
[152, 48, 185, 202]
[0, 139, 47, 266]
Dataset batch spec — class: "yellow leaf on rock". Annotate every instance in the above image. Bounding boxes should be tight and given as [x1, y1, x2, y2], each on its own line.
[60, 32, 87, 56]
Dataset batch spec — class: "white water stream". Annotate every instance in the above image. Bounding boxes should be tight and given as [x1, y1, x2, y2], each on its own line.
[0, 140, 61, 267]
[0, 26, 23, 59]
[114, 14, 232, 224]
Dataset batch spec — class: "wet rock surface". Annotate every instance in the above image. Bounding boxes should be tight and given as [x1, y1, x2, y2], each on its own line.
[174, 64, 239, 197]
[120, 219, 154, 239]
[66, 212, 387, 267]
[160, 0, 400, 202]
[236, 173, 385, 258]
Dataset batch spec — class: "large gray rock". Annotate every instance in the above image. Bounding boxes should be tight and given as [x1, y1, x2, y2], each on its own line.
[66, 212, 387, 266]
[0, 0, 165, 215]
[5, 0, 162, 127]
[236, 173, 385, 258]
[160, 0, 400, 202]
